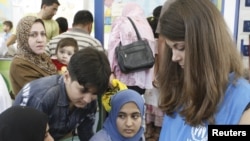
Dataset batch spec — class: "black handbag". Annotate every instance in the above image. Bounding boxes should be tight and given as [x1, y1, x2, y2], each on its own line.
[115, 17, 155, 73]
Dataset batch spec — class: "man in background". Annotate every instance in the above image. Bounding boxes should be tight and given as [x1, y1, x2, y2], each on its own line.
[6, 0, 60, 47]
[46, 10, 103, 57]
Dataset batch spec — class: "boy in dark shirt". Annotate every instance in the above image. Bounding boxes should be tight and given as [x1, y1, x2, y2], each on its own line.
[14, 47, 111, 141]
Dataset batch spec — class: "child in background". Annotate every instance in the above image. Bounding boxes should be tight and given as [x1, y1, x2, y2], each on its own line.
[0, 21, 13, 56]
[2, 20, 13, 42]
[56, 17, 68, 34]
[51, 37, 79, 74]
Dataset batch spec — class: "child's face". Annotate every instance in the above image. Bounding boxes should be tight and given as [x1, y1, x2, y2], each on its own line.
[3, 25, 11, 32]
[57, 46, 75, 65]
[64, 72, 98, 109]
[116, 102, 142, 138]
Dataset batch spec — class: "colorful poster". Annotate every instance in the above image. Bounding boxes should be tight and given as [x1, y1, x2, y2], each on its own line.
[104, 0, 165, 26]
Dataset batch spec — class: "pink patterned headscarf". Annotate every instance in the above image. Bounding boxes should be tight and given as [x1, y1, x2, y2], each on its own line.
[121, 2, 155, 42]
[122, 2, 145, 18]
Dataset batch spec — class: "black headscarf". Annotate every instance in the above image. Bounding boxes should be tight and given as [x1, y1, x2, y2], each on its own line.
[0, 106, 48, 141]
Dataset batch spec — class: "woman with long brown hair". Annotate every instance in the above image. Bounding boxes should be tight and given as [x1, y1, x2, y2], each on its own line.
[158, 0, 250, 140]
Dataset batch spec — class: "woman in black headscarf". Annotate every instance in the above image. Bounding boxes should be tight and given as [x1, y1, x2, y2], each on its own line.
[0, 106, 54, 141]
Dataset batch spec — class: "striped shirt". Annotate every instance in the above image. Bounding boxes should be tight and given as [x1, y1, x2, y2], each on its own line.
[46, 28, 104, 56]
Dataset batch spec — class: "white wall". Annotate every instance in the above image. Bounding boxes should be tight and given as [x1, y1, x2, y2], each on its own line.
[223, 0, 237, 38]
[10, 0, 93, 28]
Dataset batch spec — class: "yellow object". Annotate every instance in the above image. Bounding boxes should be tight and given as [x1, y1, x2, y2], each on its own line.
[58, 66, 67, 75]
[105, 8, 111, 17]
[102, 79, 127, 112]
[111, 79, 127, 90]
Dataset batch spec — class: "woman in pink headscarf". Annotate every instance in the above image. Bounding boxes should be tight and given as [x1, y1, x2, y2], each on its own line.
[108, 2, 155, 95]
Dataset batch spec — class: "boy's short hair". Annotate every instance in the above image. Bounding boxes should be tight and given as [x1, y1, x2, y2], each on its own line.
[41, 0, 60, 8]
[67, 47, 111, 95]
[56, 37, 79, 53]
[3, 20, 13, 29]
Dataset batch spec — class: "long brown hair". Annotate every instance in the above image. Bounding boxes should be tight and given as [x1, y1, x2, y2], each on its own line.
[158, 0, 244, 126]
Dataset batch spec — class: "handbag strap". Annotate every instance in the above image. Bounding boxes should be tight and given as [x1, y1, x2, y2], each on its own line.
[127, 17, 142, 40]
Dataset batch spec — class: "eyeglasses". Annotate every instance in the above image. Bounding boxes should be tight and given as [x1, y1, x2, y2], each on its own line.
[28, 32, 46, 38]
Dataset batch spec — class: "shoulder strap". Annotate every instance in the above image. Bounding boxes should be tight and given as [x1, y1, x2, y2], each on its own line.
[127, 17, 142, 40]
